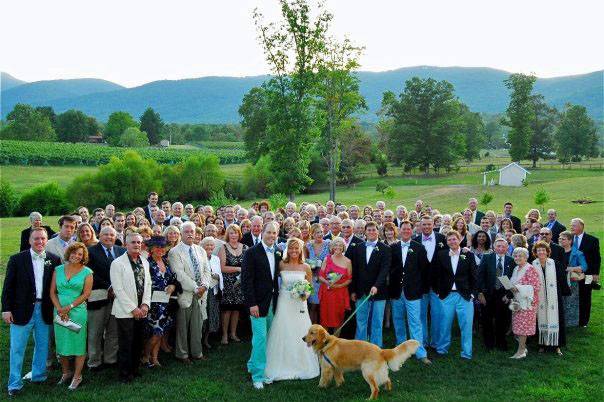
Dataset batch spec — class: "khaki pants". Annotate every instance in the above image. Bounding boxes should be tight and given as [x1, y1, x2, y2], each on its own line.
[87, 303, 118, 367]
[175, 300, 203, 359]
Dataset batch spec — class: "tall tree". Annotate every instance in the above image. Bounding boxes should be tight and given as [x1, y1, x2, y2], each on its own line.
[502, 73, 536, 161]
[104, 111, 138, 146]
[239, 86, 269, 163]
[1, 103, 56, 141]
[484, 117, 506, 149]
[35, 106, 57, 130]
[380, 77, 465, 174]
[555, 104, 598, 163]
[140, 107, 163, 145]
[56, 109, 97, 143]
[528, 95, 558, 167]
[460, 104, 485, 162]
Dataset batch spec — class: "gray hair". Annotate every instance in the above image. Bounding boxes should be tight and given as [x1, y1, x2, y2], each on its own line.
[29, 212, 42, 222]
[263, 221, 279, 234]
[99, 226, 117, 236]
[200, 236, 215, 247]
[329, 216, 342, 224]
[512, 247, 529, 260]
[169, 217, 183, 226]
[180, 221, 196, 234]
[251, 216, 263, 225]
[125, 232, 142, 243]
[329, 237, 346, 252]
[172, 202, 184, 209]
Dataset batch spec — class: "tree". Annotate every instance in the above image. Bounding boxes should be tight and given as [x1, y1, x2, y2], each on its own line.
[104, 111, 138, 146]
[380, 77, 465, 174]
[484, 118, 505, 149]
[460, 104, 485, 162]
[534, 187, 550, 212]
[119, 127, 150, 147]
[35, 106, 57, 130]
[140, 107, 163, 145]
[502, 73, 536, 161]
[1, 103, 56, 141]
[239, 87, 269, 163]
[337, 121, 372, 184]
[555, 104, 598, 163]
[55, 109, 98, 143]
[528, 95, 558, 167]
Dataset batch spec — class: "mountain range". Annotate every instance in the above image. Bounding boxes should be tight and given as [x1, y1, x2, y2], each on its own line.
[1, 67, 602, 123]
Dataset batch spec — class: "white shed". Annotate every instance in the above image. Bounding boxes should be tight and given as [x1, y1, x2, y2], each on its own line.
[482, 162, 530, 187]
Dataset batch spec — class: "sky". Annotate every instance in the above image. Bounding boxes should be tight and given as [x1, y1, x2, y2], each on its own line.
[2, 0, 603, 88]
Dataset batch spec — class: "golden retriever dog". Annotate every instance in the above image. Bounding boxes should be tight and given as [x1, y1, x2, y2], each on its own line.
[303, 324, 419, 400]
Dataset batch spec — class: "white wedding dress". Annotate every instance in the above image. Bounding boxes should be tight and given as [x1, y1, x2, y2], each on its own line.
[265, 270, 320, 381]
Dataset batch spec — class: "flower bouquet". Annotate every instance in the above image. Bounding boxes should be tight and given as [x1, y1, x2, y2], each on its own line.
[288, 279, 313, 313]
[327, 272, 342, 288]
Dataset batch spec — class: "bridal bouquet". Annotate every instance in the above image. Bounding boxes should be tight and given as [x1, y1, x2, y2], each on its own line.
[327, 272, 342, 288]
[288, 279, 313, 313]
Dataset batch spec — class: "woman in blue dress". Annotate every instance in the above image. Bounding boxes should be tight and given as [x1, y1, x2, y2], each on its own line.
[305, 223, 331, 324]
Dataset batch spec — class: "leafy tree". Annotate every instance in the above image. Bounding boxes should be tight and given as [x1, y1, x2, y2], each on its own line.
[162, 155, 224, 201]
[56, 109, 98, 142]
[337, 121, 372, 184]
[376, 180, 389, 194]
[239, 87, 269, 163]
[140, 107, 163, 145]
[555, 104, 598, 163]
[380, 77, 465, 174]
[1, 103, 56, 141]
[461, 104, 485, 162]
[375, 152, 388, 176]
[534, 187, 550, 212]
[484, 118, 506, 149]
[35, 106, 57, 130]
[0, 180, 18, 217]
[528, 95, 558, 167]
[119, 127, 150, 147]
[104, 111, 138, 146]
[502, 73, 536, 161]
[18, 182, 72, 216]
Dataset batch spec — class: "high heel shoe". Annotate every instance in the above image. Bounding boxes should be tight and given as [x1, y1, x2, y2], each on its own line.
[230, 335, 241, 342]
[57, 372, 73, 385]
[68, 376, 82, 390]
[510, 349, 528, 359]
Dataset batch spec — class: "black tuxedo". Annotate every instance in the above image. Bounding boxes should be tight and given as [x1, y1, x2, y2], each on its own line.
[87, 243, 127, 309]
[241, 243, 281, 317]
[413, 232, 448, 292]
[1, 250, 62, 325]
[20, 226, 55, 251]
[434, 249, 478, 301]
[478, 253, 514, 296]
[388, 240, 429, 301]
[143, 205, 154, 223]
[509, 215, 522, 234]
[343, 235, 364, 255]
[577, 232, 601, 326]
[548, 221, 566, 243]
[473, 210, 485, 225]
[548, 242, 565, 266]
[349, 240, 391, 300]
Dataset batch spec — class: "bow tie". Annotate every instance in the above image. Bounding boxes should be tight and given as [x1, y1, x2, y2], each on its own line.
[265, 246, 275, 254]
[33, 251, 46, 260]
[449, 250, 460, 257]
[423, 235, 433, 241]
[365, 241, 377, 248]
[401, 241, 411, 247]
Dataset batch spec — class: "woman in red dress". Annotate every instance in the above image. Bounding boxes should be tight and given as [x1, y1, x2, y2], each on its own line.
[318, 237, 352, 332]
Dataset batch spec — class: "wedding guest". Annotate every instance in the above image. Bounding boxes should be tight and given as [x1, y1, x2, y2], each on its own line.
[297, 220, 311, 243]
[389, 221, 431, 364]
[240, 218, 252, 235]
[558, 231, 587, 327]
[193, 227, 204, 245]
[161, 201, 173, 222]
[306, 224, 330, 324]
[184, 204, 195, 221]
[470, 230, 492, 265]
[113, 212, 126, 246]
[526, 221, 542, 250]
[463, 209, 480, 235]
[544, 209, 566, 243]
[499, 217, 514, 237]
[201, 237, 222, 349]
[205, 224, 225, 256]
[477, 238, 514, 351]
[215, 217, 226, 237]
[537, 227, 564, 265]
[453, 217, 471, 248]
[189, 213, 205, 229]
[143, 192, 159, 223]
[2, 228, 61, 397]
[169, 222, 211, 363]
[77, 222, 98, 247]
[20, 212, 55, 251]
[125, 213, 137, 228]
[105, 204, 115, 220]
[219, 224, 247, 344]
[532, 241, 570, 355]
[46, 215, 77, 261]
[319, 218, 331, 237]
[78, 207, 90, 224]
[50, 243, 93, 390]
[434, 230, 478, 359]
[509, 247, 541, 359]
[467, 198, 484, 225]
[382, 222, 398, 245]
[236, 208, 248, 224]
[110, 233, 151, 382]
[349, 221, 391, 347]
[86, 227, 124, 371]
[502, 202, 522, 234]
[164, 225, 181, 251]
[318, 237, 351, 332]
[242, 216, 263, 247]
[353, 219, 366, 240]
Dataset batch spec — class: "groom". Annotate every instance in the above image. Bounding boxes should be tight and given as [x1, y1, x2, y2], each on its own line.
[241, 221, 281, 390]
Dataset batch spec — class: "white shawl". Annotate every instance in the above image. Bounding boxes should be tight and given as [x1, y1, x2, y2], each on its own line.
[533, 258, 559, 346]
[510, 264, 534, 311]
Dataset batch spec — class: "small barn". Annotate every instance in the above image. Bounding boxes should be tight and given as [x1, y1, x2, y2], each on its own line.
[482, 162, 530, 187]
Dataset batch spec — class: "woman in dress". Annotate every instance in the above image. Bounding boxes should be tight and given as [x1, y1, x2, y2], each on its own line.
[532, 241, 571, 356]
[214, 217, 226, 238]
[201, 236, 223, 349]
[50, 242, 93, 390]
[558, 231, 587, 327]
[265, 238, 320, 381]
[453, 217, 471, 249]
[318, 237, 352, 332]
[470, 230, 492, 265]
[143, 236, 180, 367]
[76, 222, 98, 247]
[306, 224, 331, 324]
[382, 222, 398, 245]
[219, 224, 247, 344]
[509, 247, 541, 359]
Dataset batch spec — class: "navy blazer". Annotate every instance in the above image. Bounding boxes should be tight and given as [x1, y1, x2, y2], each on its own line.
[434, 249, 479, 301]
[478, 253, 514, 296]
[349, 241, 391, 300]
[241, 243, 281, 317]
[413, 232, 449, 291]
[87, 243, 127, 309]
[388, 240, 429, 300]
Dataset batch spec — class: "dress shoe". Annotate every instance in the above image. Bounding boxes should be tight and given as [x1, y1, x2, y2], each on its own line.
[8, 389, 21, 397]
[420, 357, 432, 365]
[253, 382, 264, 390]
[192, 355, 208, 361]
[68, 376, 82, 391]
[57, 372, 73, 385]
[263, 378, 273, 385]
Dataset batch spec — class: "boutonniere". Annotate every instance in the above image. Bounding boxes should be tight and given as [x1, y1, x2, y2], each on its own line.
[438, 242, 444, 248]
[460, 254, 466, 260]
[44, 260, 52, 267]
[350, 242, 356, 247]
[408, 248, 414, 254]
[275, 251, 282, 257]
[374, 246, 380, 252]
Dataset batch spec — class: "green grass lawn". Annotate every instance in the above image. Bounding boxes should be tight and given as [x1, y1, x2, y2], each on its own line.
[1, 165, 98, 196]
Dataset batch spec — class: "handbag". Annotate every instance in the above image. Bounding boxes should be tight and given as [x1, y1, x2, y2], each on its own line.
[54, 315, 82, 333]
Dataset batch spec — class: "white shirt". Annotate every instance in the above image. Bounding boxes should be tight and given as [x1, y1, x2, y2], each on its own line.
[400, 241, 411, 266]
[365, 240, 378, 264]
[30, 249, 45, 299]
[421, 234, 436, 262]
[343, 235, 353, 251]
[574, 232, 584, 249]
[450, 250, 460, 291]
[262, 241, 276, 279]
[252, 234, 262, 246]
[103, 245, 115, 259]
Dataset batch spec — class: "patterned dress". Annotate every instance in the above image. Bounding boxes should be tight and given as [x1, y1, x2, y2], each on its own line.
[220, 243, 247, 311]
[146, 256, 179, 336]
[512, 264, 541, 336]
[562, 251, 580, 327]
[306, 240, 331, 305]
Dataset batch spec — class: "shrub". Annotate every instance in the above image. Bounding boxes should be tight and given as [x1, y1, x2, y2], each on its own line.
[534, 188, 550, 212]
[18, 182, 72, 216]
[164, 155, 224, 202]
[269, 193, 288, 211]
[119, 127, 150, 147]
[485, 163, 496, 171]
[0, 180, 18, 217]
[242, 155, 272, 198]
[384, 186, 396, 199]
[375, 152, 388, 176]
[224, 178, 245, 200]
[480, 192, 494, 207]
[207, 190, 236, 210]
[376, 180, 389, 194]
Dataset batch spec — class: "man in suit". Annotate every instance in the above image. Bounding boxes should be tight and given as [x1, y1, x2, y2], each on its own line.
[478, 238, 514, 350]
[169, 221, 211, 363]
[87, 227, 126, 370]
[537, 227, 564, 265]
[389, 220, 431, 364]
[110, 232, 151, 383]
[503, 202, 522, 234]
[463, 209, 481, 235]
[113, 212, 127, 246]
[413, 215, 448, 349]
[545, 209, 566, 243]
[393, 205, 407, 228]
[323, 216, 342, 240]
[241, 222, 281, 390]
[242, 216, 264, 248]
[349, 221, 391, 347]
[340, 219, 363, 253]
[571, 218, 601, 327]
[20, 212, 55, 252]
[143, 192, 159, 223]
[468, 198, 484, 225]
[526, 222, 543, 251]
[434, 230, 478, 359]
[45, 215, 77, 261]
[91, 208, 105, 235]
[2, 228, 61, 397]
[348, 205, 360, 221]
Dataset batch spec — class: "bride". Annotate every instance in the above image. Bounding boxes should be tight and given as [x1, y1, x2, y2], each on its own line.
[265, 238, 320, 381]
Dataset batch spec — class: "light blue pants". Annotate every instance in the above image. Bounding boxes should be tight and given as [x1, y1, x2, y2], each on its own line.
[420, 291, 443, 348]
[247, 304, 274, 383]
[355, 299, 386, 347]
[437, 292, 474, 359]
[8, 303, 50, 391]
[391, 292, 428, 359]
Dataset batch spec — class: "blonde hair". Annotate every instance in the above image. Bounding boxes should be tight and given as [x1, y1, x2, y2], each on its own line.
[224, 224, 243, 242]
[329, 237, 346, 253]
[76, 222, 98, 245]
[283, 238, 305, 264]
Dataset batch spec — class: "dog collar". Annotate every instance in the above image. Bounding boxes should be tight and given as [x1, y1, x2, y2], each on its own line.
[322, 353, 336, 368]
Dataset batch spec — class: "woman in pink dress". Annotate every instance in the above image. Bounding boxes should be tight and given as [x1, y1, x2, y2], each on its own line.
[509, 247, 542, 359]
[318, 237, 352, 332]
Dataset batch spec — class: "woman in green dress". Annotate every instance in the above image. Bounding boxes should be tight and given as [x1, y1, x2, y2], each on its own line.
[50, 242, 93, 391]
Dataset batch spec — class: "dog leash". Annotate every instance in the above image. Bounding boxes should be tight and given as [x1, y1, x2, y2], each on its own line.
[333, 294, 372, 337]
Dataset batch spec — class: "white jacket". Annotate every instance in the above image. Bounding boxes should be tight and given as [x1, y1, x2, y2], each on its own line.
[45, 236, 71, 262]
[110, 253, 151, 318]
[168, 242, 211, 311]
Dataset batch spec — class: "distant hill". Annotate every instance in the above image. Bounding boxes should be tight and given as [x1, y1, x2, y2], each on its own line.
[1, 72, 27, 91]
[1, 67, 602, 122]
